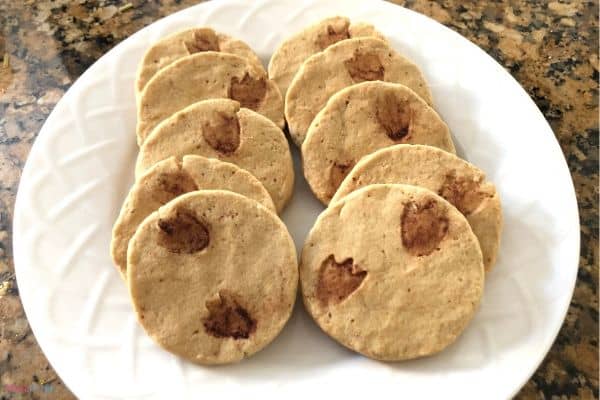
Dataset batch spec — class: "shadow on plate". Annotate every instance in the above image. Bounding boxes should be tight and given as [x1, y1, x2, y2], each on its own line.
[204, 296, 354, 380]
[382, 205, 557, 374]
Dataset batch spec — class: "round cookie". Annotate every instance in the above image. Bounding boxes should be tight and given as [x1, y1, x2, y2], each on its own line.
[285, 37, 433, 146]
[300, 184, 484, 361]
[136, 27, 264, 100]
[302, 82, 455, 204]
[136, 99, 294, 212]
[111, 155, 275, 278]
[128, 190, 298, 365]
[268, 16, 385, 97]
[331, 145, 502, 272]
[137, 52, 283, 144]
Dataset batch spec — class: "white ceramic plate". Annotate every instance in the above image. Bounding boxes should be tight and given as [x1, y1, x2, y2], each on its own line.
[13, 0, 580, 399]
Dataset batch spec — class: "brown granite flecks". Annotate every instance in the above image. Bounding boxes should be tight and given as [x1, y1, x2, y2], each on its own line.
[0, 1, 598, 399]
[388, 2, 598, 399]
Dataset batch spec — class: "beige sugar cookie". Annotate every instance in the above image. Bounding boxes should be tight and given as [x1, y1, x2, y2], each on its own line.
[128, 190, 298, 365]
[137, 52, 283, 144]
[268, 16, 385, 97]
[302, 82, 455, 204]
[110, 155, 275, 278]
[300, 184, 484, 361]
[285, 37, 433, 146]
[136, 27, 264, 100]
[331, 144, 502, 271]
[136, 99, 294, 212]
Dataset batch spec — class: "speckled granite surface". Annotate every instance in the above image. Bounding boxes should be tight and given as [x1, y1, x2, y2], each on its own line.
[0, 0, 597, 398]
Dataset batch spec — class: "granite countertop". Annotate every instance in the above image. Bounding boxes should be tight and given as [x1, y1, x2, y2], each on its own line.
[0, 0, 597, 398]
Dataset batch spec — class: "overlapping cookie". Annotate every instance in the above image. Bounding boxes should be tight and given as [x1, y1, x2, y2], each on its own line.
[332, 145, 502, 271]
[136, 99, 294, 212]
[137, 52, 283, 144]
[268, 16, 385, 97]
[286, 37, 433, 146]
[136, 27, 264, 100]
[116, 15, 505, 366]
[111, 155, 275, 278]
[302, 81, 454, 204]
[300, 184, 484, 361]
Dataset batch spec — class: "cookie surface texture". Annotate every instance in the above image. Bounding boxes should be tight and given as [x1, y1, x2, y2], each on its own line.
[302, 82, 455, 204]
[136, 99, 294, 212]
[268, 16, 385, 97]
[331, 144, 502, 271]
[285, 37, 433, 146]
[300, 184, 484, 361]
[136, 27, 264, 100]
[128, 190, 298, 364]
[137, 52, 283, 144]
[111, 155, 275, 278]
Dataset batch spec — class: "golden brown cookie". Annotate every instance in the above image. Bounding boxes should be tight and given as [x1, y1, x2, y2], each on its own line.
[136, 28, 264, 100]
[300, 184, 484, 361]
[302, 82, 455, 204]
[285, 37, 433, 146]
[137, 52, 283, 144]
[110, 155, 275, 278]
[331, 145, 502, 271]
[128, 190, 298, 365]
[136, 99, 294, 212]
[268, 16, 385, 97]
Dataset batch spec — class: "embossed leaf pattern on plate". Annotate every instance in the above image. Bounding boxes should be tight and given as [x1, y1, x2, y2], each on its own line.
[13, 0, 579, 399]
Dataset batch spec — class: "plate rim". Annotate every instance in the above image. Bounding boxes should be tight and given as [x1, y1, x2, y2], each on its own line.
[12, 0, 581, 398]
